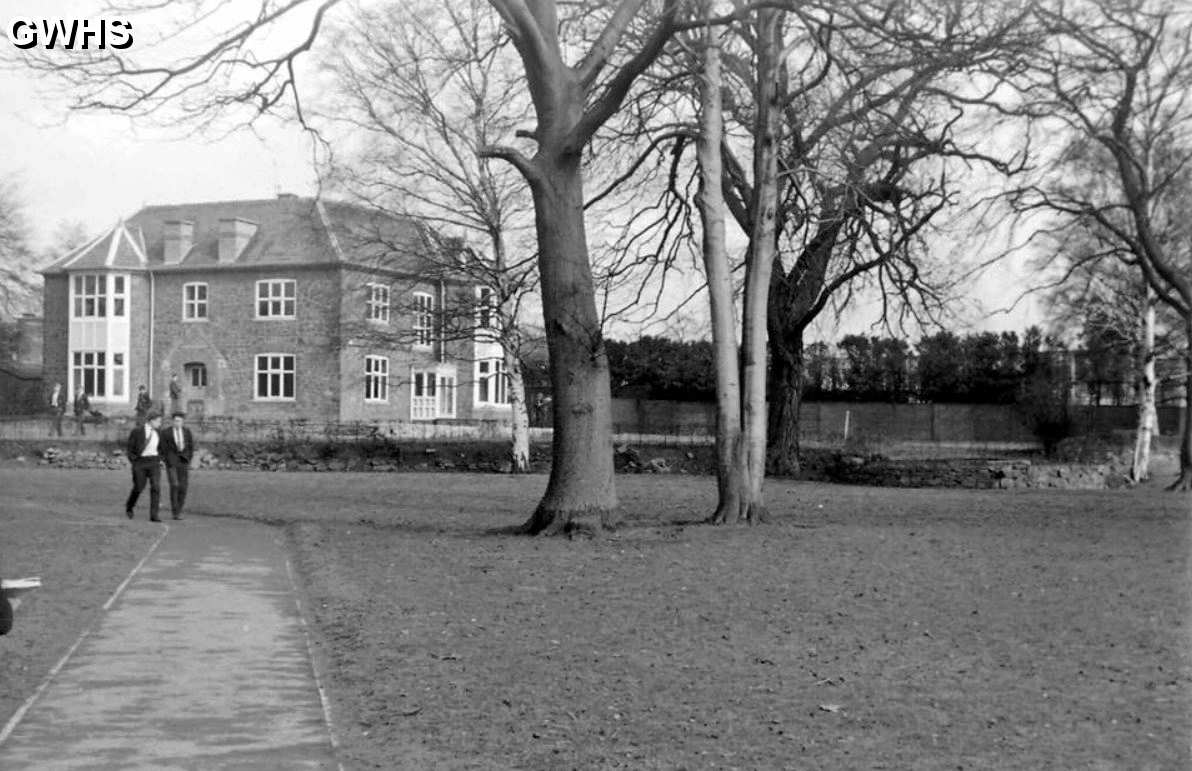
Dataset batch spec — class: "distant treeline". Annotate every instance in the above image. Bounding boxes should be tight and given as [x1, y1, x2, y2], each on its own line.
[607, 329, 1092, 404]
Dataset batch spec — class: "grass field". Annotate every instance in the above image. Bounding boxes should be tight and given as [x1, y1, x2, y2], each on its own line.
[1, 466, 1189, 769]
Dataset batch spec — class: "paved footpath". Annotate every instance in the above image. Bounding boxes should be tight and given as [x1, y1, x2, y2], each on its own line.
[0, 517, 341, 770]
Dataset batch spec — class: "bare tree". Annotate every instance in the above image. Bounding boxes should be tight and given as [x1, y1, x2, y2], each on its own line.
[13, 0, 697, 529]
[694, 4, 747, 522]
[751, 1, 1037, 475]
[318, 0, 539, 471]
[1010, 0, 1192, 491]
[477, 0, 697, 534]
[610, 0, 1038, 481]
[1037, 238, 1180, 481]
[0, 178, 38, 319]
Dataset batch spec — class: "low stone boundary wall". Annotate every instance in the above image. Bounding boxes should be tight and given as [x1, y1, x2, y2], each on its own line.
[821, 456, 1126, 490]
[5, 440, 1133, 490]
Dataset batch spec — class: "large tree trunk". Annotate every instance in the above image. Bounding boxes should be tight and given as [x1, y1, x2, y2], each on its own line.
[739, 7, 784, 523]
[695, 13, 747, 524]
[519, 153, 618, 533]
[1170, 314, 1192, 492]
[1131, 292, 1157, 483]
[767, 331, 804, 476]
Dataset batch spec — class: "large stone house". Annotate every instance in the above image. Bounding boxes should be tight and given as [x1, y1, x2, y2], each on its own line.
[40, 195, 511, 422]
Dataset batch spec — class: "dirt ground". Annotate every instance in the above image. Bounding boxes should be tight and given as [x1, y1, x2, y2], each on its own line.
[1, 466, 1189, 770]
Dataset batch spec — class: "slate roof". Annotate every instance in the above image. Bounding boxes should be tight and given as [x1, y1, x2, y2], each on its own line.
[42, 196, 445, 274]
[44, 221, 148, 272]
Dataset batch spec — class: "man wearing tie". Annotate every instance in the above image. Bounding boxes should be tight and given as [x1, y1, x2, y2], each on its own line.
[125, 411, 163, 522]
[161, 411, 195, 521]
[48, 382, 65, 437]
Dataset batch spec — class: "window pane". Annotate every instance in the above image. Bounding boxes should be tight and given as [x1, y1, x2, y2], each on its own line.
[113, 298, 124, 316]
[114, 275, 124, 293]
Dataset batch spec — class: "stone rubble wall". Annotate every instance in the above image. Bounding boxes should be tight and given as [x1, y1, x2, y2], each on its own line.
[10, 439, 1141, 490]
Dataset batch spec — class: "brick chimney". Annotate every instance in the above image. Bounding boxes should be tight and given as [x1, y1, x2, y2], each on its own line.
[162, 220, 194, 264]
[218, 218, 258, 264]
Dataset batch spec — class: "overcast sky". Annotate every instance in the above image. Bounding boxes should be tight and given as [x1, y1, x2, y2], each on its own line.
[1, 1, 1042, 340]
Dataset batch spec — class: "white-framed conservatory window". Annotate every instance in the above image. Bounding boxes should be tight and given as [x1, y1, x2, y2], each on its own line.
[475, 358, 510, 406]
[72, 273, 125, 318]
[412, 291, 433, 347]
[72, 350, 126, 398]
[367, 283, 390, 323]
[364, 355, 389, 402]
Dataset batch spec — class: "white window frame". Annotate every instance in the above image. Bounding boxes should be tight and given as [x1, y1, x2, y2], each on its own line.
[254, 353, 296, 401]
[184, 362, 208, 388]
[72, 350, 106, 398]
[476, 286, 497, 331]
[72, 274, 106, 318]
[111, 352, 126, 398]
[111, 275, 126, 318]
[475, 358, 511, 406]
[411, 368, 456, 420]
[183, 282, 208, 321]
[364, 355, 389, 402]
[412, 291, 434, 347]
[366, 282, 390, 324]
[255, 279, 296, 319]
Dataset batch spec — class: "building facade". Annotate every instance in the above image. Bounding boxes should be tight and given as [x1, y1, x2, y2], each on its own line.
[41, 195, 512, 422]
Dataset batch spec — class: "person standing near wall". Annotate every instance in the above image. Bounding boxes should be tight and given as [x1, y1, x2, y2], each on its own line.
[73, 386, 90, 436]
[168, 372, 183, 416]
[48, 382, 65, 437]
[135, 384, 152, 420]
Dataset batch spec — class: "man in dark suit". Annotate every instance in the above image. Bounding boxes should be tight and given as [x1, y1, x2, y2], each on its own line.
[125, 411, 164, 522]
[160, 411, 195, 521]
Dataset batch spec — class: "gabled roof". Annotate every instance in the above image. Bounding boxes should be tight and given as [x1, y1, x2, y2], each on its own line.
[43, 220, 148, 272]
[42, 195, 453, 275]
